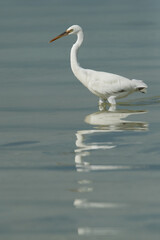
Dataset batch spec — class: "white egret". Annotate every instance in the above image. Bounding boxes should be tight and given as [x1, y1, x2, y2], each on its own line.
[49, 25, 148, 107]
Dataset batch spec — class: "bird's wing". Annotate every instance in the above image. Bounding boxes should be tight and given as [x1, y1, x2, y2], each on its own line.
[87, 70, 133, 97]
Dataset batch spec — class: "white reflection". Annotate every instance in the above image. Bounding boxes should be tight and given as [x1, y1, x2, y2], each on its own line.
[75, 109, 148, 172]
[78, 227, 118, 236]
[74, 199, 124, 209]
[74, 109, 148, 237]
[75, 158, 132, 172]
[85, 109, 148, 131]
[75, 130, 115, 153]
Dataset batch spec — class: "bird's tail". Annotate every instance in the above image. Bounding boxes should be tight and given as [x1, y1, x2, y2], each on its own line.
[132, 79, 148, 93]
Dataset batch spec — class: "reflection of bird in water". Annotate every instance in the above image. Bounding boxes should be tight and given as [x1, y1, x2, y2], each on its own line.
[50, 25, 148, 107]
[75, 109, 148, 172]
[75, 109, 148, 153]
[84, 109, 148, 131]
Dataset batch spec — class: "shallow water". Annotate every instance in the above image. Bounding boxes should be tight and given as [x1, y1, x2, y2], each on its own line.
[1, 0, 160, 239]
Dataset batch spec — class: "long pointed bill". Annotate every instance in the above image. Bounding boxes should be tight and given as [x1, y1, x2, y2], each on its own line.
[49, 29, 72, 43]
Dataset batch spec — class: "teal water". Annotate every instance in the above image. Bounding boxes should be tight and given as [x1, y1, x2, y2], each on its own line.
[1, 0, 160, 239]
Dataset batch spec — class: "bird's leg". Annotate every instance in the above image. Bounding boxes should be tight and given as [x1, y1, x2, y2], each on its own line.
[107, 96, 116, 105]
[108, 105, 116, 112]
[107, 96, 117, 111]
[99, 98, 106, 105]
[98, 98, 106, 111]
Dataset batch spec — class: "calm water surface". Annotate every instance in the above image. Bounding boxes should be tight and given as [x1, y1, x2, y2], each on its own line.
[1, 0, 160, 239]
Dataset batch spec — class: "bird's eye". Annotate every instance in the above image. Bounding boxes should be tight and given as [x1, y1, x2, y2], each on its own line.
[68, 29, 73, 34]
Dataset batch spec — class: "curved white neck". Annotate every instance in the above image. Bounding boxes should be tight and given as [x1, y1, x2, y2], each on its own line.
[70, 30, 88, 87]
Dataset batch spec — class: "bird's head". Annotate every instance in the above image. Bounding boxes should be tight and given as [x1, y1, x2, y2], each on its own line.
[67, 25, 82, 35]
[49, 25, 82, 43]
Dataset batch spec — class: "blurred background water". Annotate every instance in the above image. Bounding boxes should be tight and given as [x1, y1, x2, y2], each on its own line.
[0, 0, 160, 239]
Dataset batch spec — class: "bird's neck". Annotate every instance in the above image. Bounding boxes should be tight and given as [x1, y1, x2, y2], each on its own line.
[70, 31, 88, 87]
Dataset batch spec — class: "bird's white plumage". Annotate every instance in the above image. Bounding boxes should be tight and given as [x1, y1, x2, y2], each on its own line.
[50, 25, 148, 107]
